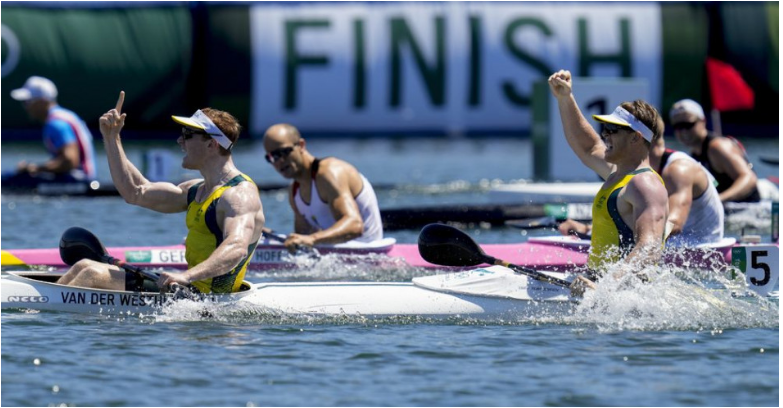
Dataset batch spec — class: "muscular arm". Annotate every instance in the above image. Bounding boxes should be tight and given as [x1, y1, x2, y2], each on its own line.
[180, 183, 264, 283]
[308, 165, 364, 244]
[100, 91, 190, 213]
[661, 161, 695, 237]
[548, 70, 613, 179]
[104, 133, 193, 212]
[708, 138, 758, 202]
[622, 173, 669, 268]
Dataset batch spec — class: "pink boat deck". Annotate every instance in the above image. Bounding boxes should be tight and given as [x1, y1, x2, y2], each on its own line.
[4, 238, 734, 272]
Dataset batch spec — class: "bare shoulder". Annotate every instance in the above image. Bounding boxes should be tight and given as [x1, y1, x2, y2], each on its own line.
[627, 171, 668, 203]
[319, 157, 358, 173]
[317, 157, 360, 183]
[708, 136, 741, 157]
[220, 180, 261, 212]
[663, 158, 696, 179]
[661, 159, 700, 193]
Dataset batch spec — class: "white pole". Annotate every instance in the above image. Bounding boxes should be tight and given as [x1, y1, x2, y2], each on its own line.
[711, 108, 723, 136]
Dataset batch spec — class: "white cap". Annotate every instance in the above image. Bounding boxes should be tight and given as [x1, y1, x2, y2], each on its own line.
[11, 76, 58, 101]
[592, 106, 654, 142]
[171, 109, 234, 150]
[670, 99, 705, 121]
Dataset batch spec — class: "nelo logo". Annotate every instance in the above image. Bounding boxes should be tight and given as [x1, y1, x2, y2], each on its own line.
[8, 296, 49, 303]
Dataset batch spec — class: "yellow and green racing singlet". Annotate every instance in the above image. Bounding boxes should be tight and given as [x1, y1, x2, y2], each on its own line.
[588, 168, 665, 272]
[184, 174, 258, 293]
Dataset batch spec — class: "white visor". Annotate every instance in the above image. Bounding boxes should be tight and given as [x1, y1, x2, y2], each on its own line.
[171, 110, 234, 150]
[592, 106, 654, 142]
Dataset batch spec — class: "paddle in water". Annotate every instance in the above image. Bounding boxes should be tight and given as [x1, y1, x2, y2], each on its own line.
[59, 227, 195, 297]
[417, 223, 573, 288]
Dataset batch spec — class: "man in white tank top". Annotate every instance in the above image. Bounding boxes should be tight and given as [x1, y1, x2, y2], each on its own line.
[560, 118, 724, 246]
[262, 124, 383, 253]
[648, 130, 724, 246]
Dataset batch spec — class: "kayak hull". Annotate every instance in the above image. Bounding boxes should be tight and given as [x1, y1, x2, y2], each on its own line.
[1, 267, 575, 317]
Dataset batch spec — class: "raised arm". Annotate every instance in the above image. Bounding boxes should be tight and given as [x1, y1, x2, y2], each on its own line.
[548, 70, 613, 179]
[99, 91, 190, 213]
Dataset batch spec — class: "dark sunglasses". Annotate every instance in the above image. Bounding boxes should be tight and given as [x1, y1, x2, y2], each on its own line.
[265, 146, 296, 163]
[181, 127, 208, 140]
[672, 122, 697, 131]
[601, 123, 631, 135]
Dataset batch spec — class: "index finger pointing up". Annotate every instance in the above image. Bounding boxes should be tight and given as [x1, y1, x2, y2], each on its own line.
[115, 91, 125, 113]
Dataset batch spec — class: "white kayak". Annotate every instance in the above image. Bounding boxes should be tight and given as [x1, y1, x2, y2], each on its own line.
[1, 266, 575, 317]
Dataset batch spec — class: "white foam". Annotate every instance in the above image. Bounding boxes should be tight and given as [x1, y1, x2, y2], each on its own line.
[565, 263, 778, 332]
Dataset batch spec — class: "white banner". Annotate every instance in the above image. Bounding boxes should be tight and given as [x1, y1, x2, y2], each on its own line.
[250, 3, 661, 135]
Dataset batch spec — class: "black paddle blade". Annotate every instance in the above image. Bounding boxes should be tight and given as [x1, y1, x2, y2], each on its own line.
[418, 223, 492, 267]
[59, 227, 108, 266]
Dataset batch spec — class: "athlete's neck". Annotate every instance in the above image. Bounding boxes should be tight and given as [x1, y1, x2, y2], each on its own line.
[200, 157, 239, 188]
[294, 153, 317, 184]
[648, 143, 665, 171]
[688, 129, 709, 155]
[614, 146, 651, 175]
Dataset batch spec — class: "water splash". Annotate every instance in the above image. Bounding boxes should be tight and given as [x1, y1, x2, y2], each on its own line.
[564, 263, 778, 332]
[119, 243, 780, 330]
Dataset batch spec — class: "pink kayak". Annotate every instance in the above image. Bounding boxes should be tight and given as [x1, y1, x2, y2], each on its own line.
[1, 236, 739, 272]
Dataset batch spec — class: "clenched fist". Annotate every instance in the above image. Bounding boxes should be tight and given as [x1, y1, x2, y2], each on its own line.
[548, 70, 573, 99]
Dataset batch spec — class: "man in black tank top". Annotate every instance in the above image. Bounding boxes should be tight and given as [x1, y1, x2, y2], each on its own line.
[669, 99, 760, 202]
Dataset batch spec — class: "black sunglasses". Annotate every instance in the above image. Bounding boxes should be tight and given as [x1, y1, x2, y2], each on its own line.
[181, 127, 208, 140]
[601, 123, 631, 135]
[672, 121, 697, 131]
[265, 146, 297, 163]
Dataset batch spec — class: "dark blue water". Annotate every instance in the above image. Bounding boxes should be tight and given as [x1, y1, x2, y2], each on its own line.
[2, 137, 779, 406]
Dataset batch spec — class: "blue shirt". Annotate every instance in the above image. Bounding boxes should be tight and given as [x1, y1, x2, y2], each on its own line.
[44, 106, 97, 180]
